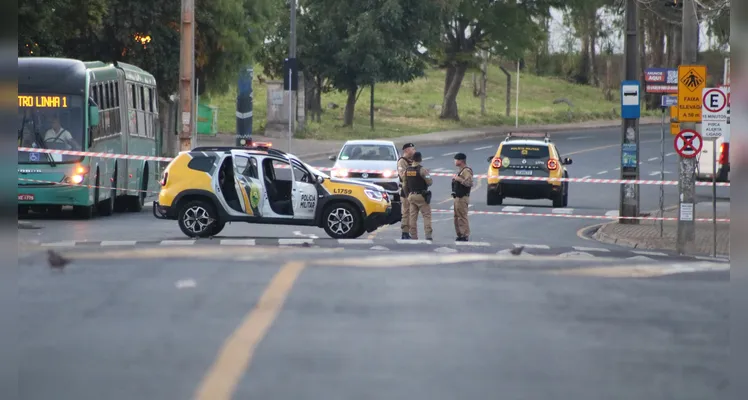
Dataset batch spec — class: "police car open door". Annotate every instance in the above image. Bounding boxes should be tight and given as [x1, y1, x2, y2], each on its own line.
[231, 153, 265, 217]
[290, 158, 317, 220]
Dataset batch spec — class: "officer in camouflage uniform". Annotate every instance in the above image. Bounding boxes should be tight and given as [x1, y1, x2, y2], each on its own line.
[397, 143, 416, 239]
[403, 152, 433, 240]
[451, 152, 473, 241]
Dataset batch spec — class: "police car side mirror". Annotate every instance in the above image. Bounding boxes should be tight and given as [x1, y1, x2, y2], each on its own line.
[486, 156, 493, 163]
[328, 155, 336, 161]
[562, 157, 572, 165]
[316, 175, 324, 184]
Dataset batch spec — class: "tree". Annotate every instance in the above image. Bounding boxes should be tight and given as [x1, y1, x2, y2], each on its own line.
[258, 0, 440, 127]
[19, 0, 274, 100]
[424, 0, 562, 121]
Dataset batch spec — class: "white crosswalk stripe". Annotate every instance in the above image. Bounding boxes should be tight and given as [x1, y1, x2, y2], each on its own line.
[551, 208, 573, 214]
[605, 210, 619, 217]
[502, 206, 524, 212]
[160, 240, 195, 245]
[454, 241, 491, 246]
[41, 241, 76, 247]
[572, 246, 610, 252]
[513, 244, 550, 249]
[100, 240, 137, 246]
[220, 239, 256, 245]
[279, 238, 314, 245]
[473, 145, 494, 150]
[558, 252, 596, 258]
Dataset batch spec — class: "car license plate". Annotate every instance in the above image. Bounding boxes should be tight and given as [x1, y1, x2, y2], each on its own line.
[515, 170, 532, 176]
[18, 194, 34, 201]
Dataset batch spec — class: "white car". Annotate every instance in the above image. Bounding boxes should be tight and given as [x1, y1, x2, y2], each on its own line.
[329, 140, 402, 201]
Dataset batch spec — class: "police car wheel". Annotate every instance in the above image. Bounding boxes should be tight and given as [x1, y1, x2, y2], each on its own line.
[178, 200, 219, 238]
[323, 203, 363, 239]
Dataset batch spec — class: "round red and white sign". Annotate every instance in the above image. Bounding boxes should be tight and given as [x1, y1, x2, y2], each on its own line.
[674, 129, 702, 158]
[702, 88, 727, 113]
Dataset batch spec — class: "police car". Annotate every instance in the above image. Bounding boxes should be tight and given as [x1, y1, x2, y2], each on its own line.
[485, 133, 572, 207]
[153, 142, 400, 239]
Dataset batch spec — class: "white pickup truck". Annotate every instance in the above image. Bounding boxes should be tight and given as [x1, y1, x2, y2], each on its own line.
[697, 131, 730, 182]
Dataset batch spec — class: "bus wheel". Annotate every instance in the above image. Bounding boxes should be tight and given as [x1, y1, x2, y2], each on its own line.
[73, 205, 93, 220]
[97, 174, 115, 216]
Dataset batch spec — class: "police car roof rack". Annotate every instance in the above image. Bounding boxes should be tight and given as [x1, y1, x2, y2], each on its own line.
[504, 132, 551, 143]
[192, 142, 286, 156]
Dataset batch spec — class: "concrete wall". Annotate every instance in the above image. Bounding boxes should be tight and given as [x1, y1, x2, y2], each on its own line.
[264, 76, 305, 138]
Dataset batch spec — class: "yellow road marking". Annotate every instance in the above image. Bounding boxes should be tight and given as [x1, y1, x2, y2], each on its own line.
[194, 261, 306, 400]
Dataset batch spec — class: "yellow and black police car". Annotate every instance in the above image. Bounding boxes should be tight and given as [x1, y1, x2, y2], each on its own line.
[153, 142, 400, 239]
[485, 133, 573, 208]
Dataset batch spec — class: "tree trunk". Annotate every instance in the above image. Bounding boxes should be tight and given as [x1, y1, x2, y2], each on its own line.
[440, 63, 467, 121]
[343, 86, 357, 127]
[588, 8, 599, 86]
[314, 75, 323, 123]
[444, 65, 456, 98]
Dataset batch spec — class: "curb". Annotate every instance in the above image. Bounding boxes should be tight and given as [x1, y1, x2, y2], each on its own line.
[216, 117, 662, 159]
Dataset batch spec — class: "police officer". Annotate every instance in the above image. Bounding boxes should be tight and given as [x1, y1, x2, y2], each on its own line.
[452, 153, 473, 241]
[397, 143, 416, 239]
[403, 152, 433, 240]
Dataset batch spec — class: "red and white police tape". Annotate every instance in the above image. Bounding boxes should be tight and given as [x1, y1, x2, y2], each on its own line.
[17, 147, 731, 187]
[18, 178, 730, 223]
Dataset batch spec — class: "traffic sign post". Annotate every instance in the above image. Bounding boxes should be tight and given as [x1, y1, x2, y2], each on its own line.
[619, 80, 641, 224]
[675, 65, 706, 254]
[700, 87, 728, 258]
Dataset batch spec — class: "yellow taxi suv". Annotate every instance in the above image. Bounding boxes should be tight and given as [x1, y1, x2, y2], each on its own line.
[153, 142, 400, 239]
[485, 133, 572, 208]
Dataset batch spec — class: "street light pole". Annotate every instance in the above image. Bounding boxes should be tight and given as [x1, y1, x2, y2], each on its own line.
[287, 0, 297, 153]
[178, 0, 195, 151]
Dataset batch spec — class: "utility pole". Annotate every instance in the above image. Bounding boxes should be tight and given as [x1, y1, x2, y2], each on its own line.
[618, 0, 640, 224]
[178, 0, 195, 151]
[286, 0, 297, 152]
[676, 0, 700, 253]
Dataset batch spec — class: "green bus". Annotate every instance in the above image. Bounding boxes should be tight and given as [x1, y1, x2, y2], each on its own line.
[18, 57, 166, 219]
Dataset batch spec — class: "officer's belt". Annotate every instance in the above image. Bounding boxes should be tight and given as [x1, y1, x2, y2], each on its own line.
[409, 190, 428, 195]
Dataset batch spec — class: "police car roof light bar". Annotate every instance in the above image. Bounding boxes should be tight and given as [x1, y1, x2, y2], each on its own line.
[504, 132, 551, 142]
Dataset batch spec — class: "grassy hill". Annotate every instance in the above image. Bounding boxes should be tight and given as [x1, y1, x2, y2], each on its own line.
[206, 64, 647, 141]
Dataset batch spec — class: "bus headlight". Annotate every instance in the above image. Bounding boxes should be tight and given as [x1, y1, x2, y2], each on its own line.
[70, 174, 84, 184]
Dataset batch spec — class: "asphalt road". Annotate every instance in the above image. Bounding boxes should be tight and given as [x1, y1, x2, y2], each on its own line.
[18, 125, 730, 257]
[18, 246, 728, 400]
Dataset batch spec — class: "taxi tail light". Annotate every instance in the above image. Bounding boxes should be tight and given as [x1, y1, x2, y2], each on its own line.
[491, 158, 502, 169]
[160, 172, 168, 186]
[547, 159, 559, 170]
[719, 143, 729, 165]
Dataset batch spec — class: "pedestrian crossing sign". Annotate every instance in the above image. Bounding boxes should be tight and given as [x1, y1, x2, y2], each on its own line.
[677, 65, 707, 122]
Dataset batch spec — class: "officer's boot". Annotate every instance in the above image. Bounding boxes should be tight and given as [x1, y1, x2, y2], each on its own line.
[401, 232, 411, 239]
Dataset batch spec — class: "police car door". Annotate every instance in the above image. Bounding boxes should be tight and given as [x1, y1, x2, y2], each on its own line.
[290, 158, 317, 220]
[231, 152, 265, 217]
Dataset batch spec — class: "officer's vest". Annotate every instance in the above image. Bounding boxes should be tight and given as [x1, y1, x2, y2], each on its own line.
[405, 165, 427, 194]
[452, 167, 472, 197]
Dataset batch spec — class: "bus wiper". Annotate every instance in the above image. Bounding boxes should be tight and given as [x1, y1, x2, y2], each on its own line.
[31, 121, 56, 167]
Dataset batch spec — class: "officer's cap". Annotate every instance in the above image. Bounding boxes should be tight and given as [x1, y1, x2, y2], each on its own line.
[402, 143, 415, 150]
[454, 153, 467, 160]
[412, 152, 422, 162]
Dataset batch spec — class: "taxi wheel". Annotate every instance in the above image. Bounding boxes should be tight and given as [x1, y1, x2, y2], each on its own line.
[487, 191, 503, 206]
[178, 200, 220, 238]
[323, 203, 363, 239]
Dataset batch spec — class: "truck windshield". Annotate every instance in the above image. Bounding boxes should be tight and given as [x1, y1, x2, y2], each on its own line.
[17, 94, 85, 164]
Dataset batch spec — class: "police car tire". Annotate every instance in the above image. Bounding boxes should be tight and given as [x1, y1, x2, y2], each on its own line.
[322, 202, 364, 239]
[178, 200, 219, 238]
[210, 222, 226, 236]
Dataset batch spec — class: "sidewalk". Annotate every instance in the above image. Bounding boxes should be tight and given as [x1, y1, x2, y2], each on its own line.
[196, 116, 661, 159]
[593, 201, 730, 257]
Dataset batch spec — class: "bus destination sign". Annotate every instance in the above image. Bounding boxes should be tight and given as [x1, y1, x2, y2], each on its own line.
[18, 95, 69, 108]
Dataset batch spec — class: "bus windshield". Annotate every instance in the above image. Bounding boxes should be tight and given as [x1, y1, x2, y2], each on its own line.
[18, 94, 85, 164]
